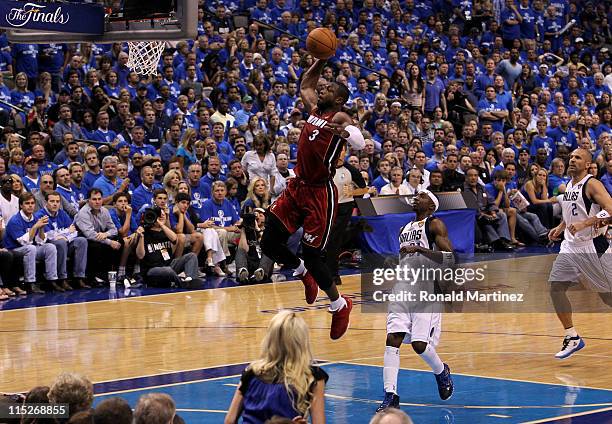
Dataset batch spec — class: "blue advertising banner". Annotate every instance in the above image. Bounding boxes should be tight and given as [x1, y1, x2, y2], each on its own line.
[0, 1, 104, 34]
[352, 209, 476, 255]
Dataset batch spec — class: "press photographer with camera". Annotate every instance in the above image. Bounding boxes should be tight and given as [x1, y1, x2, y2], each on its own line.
[135, 204, 200, 288]
[236, 207, 273, 284]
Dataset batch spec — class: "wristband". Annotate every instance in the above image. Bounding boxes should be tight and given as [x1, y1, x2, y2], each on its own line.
[441, 251, 456, 267]
[345, 125, 365, 149]
[596, 210, 611, 219]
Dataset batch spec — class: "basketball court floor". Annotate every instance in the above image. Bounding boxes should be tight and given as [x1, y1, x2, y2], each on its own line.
[1, 253, 611, 423]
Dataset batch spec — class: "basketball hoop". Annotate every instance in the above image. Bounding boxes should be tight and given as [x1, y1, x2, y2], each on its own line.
[127, 40, 166, 75]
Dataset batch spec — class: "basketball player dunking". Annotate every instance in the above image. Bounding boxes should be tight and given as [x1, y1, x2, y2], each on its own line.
[377, 190, 454, 412]
[548, 148, 612, 359]
[261, 58, 365, 340]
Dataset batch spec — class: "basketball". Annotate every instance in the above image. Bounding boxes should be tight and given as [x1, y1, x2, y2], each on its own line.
[306, 28, 337, 60]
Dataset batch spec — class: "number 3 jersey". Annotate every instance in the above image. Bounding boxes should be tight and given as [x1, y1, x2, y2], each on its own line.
[295, 107, 344, 184]
[561, 174, 604, 243]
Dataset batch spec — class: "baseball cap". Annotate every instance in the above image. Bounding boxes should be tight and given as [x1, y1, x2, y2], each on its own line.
[290, 108, 302, 116]
[154, 96, 165, 102]
[427, 63, 438, 70]
[575, 37, 584, 43]
[137, 83, 148, 90]
[242, 95, 253, 103]
[116, 141, 130, 150]
[390, 101, 402, 107]
[539, 63, 549, 69]
[23, 156, 36, 165]
[59, 88, 70, 96]
[432, 37, 441, 43]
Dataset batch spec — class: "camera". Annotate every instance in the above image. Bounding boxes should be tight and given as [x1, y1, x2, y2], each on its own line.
[141, 206, 162, 228]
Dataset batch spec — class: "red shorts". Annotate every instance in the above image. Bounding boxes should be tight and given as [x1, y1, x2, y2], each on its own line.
[269, 177, 337, 249]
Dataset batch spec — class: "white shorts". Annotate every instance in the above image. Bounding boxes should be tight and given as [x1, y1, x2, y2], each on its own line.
[548, 237, 612, 292]
[386, 310, 442, 347]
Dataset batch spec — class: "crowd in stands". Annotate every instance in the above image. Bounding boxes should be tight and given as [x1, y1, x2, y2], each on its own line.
[0, 0, 610, 297]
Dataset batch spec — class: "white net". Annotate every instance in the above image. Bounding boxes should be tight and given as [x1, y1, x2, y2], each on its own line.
[127, 41, 167, 75]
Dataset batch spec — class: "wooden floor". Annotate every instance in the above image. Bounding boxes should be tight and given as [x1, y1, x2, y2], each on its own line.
[1, 255, 611, 395]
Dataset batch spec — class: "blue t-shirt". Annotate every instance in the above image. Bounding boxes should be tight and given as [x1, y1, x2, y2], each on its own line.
[109, 208, 138, 235]
[201, 198, 239, 227]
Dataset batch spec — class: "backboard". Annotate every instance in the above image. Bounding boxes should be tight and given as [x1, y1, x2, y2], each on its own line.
[3, 0, 197, 43]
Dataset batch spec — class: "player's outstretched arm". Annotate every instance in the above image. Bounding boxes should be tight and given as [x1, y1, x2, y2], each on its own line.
[300, 59, 326, 113]
[325, 113, 366, 150]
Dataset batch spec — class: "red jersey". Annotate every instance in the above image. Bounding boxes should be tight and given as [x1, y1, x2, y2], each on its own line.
[294, 108, 343, 184]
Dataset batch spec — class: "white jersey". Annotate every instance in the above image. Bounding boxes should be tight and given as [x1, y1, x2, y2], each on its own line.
[398, 216, 434, 251]
[561, 174, 604, 243]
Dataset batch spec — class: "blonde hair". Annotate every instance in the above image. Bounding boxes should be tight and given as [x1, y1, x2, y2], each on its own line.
[181, 128, 197, 149]
[249, 311, 315, 415]
[163, 170, 182, 202]
[48, 372, 94, 417]
[11, 174, 25, 195]
[9, 147, 23, 165]
[244, 176, 270, 209]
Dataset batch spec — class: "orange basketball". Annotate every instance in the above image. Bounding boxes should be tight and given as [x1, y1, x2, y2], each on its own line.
[306, 28, 337, 60]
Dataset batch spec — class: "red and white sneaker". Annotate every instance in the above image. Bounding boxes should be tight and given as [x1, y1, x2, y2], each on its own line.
[299, 271, 319, 304]
[330, 295, 352, 340]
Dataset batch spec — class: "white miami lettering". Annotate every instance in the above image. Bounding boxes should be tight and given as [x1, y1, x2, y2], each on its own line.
[306, 114, 328, 129]
[6, 3, 70, 28]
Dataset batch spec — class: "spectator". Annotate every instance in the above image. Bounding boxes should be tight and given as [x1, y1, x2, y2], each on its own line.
[241, 133, 276, 186]
[93, 398, 133, 424]
[134, 393, 177, 424]
[136, 202, 200, 288]
[442, 154, 465, 191]
[34, 173, 77, 217]
[236, 207, 273, 283]
[464, 168, 515, 251]
[0, 174, 19, 222]
[48, 372, 93, 420]
[522, 167, 558, 228]
[4, 192, 59, 293]
[202, 181, 241, 265]
[381, 167, 410, 195]
[93, 156, 130, 205]
[35, 190, 88, 290]
[369, 408, 414, 424]
[225, 311, 327, 424]
[110, 192, 139, 280]
[242, 177, 271, 213]
[74, 188, 120, 282]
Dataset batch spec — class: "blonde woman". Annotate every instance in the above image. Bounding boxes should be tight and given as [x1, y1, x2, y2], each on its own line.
[176, 128, 198, 170]
[241, 177, 271, 213]
[162, 170, 182, 204]
[522, 168, 557, 228]
[10, 174, 26, 197]
[8, 147, 24, 176]
[225, 311, 327, 424]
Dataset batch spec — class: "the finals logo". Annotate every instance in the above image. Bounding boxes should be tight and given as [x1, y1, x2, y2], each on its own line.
[5, 2, 70, 28]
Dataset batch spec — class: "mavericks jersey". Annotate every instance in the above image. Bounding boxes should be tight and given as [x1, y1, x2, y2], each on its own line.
[561, 174, 604, 243]
[398, 216, 436, 268]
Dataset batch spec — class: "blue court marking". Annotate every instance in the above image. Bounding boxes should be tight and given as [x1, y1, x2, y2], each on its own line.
[0, 247, 558, 311]
[93, 362, 611, 424]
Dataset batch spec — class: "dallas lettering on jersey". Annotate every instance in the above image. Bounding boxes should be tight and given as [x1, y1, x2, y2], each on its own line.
[306, 115, 328, 129]
[563, 191, 579, 201]
[399, 229, 422, 244]
[147, 240, 173, 254]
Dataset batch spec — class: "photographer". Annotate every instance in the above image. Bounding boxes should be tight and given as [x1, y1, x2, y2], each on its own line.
[236, 207, 273, 284]
[135, 206, 200, 288]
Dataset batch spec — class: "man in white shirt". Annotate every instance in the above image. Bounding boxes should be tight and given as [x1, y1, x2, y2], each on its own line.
[382, 167, 412, 195]
[0, 175, 19, 222]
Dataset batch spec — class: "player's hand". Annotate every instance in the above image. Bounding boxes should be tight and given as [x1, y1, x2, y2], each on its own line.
[400, 245, 421, 256]
[548, 226, 563, 241]
[568, 220, 590, 235]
